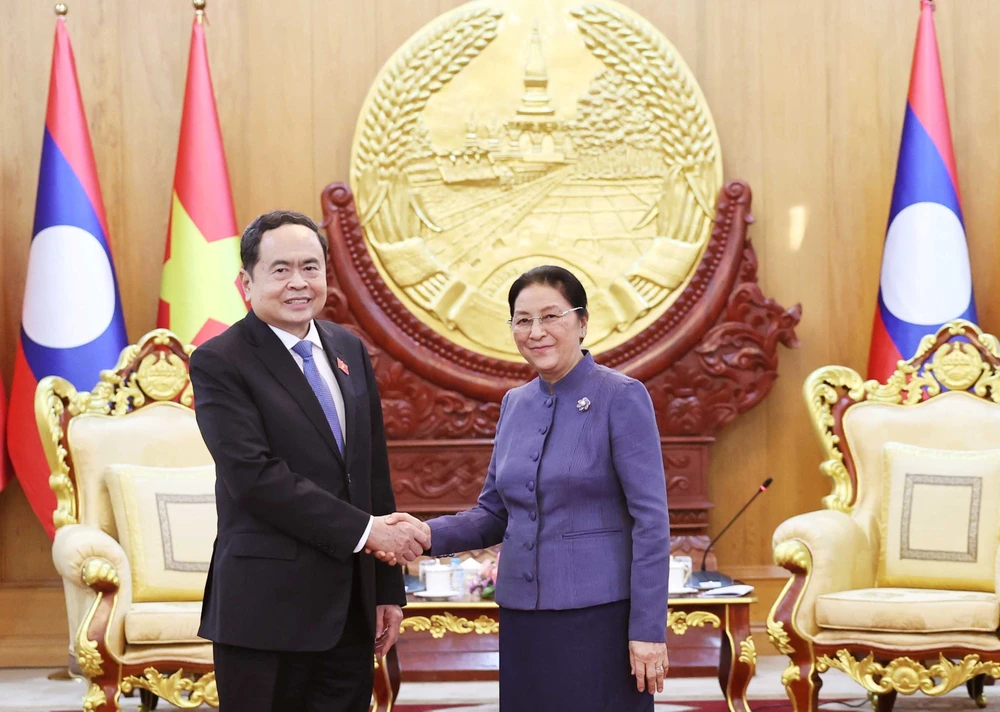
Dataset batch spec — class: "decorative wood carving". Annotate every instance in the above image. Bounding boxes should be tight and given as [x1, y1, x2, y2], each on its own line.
[646, 241, 801, 437]
[319, 180, 800, 564]
[389, 443, 495, 513]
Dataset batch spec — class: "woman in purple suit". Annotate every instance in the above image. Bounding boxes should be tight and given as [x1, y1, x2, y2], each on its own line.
[389, 266, 670, 711]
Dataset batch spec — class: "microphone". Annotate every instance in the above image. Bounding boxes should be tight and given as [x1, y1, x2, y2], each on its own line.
[687, 477, 773, 589]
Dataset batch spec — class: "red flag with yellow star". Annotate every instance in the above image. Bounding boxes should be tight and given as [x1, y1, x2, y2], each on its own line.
[158, 12, 245, 345]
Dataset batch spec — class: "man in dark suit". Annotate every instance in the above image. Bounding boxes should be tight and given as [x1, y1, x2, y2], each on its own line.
[190, 209, 430, 712]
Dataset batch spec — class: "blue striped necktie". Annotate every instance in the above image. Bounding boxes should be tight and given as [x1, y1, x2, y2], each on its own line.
[291, 340, 344, 454]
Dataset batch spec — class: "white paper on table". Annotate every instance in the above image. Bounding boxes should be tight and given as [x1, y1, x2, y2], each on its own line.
[699, 584, 755, 597]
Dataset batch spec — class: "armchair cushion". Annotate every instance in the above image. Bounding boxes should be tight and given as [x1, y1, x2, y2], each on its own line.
[841, 392, 1000, 557]
[816, 587, 999, 633]
[105, 464, 216, 602]
[813, 629, 1000, 653]
[124, 602, 205, 645]
[878, 442, 1000, 592]
[68, 403, 213, 538]
[123, 642, 214, 666]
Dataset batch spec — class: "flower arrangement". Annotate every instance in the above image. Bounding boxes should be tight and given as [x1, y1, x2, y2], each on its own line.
[468, 553, 500, 600]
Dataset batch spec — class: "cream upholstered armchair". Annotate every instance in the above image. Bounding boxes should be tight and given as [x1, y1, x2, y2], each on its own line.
[769, 320, 1000, 712]
[40, 330, 218, 711]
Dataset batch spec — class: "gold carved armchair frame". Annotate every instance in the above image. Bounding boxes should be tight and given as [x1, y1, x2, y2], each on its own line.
[38, 329, 217, 712]
[768, 320, 1000, 712]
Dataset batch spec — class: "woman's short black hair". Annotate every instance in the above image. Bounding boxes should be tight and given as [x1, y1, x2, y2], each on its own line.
[507, 265, 588, 318]
[241, 210, 328, 275]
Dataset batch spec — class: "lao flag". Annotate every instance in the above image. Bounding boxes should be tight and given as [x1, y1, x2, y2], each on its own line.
[868, 0, 976, 382]
[7, 17, 128, 538]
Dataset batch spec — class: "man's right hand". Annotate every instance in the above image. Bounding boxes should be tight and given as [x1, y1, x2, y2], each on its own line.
[364, 513, 431, 563]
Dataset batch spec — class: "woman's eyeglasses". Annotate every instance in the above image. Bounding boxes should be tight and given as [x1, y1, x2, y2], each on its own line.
[507, 307, 584, 334]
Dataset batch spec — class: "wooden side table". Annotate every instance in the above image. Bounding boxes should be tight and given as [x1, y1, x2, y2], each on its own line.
[372, 595, 757, 712]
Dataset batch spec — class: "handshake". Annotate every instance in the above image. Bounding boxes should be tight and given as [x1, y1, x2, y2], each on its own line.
[364, 512, 432, 565]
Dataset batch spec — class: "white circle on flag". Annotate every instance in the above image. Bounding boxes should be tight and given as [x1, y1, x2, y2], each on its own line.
[22, 225, 117, 348]
[880, 202, 972, 326]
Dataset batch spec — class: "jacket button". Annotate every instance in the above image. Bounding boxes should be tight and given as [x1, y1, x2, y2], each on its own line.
[531, 452, 539, 461]
[524, 572, 534, 582]
[540, 425, 548, 434]
[347, 472, 352, 484]
[525, 541, 534, 551]
[529, 511, 537, 522]
[504, 532, 510, 540]
[527, 481, 535, 492]
[545, 399, 553, 408]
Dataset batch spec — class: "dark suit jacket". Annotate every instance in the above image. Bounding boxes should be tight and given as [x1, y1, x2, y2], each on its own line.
[190, 309, 405, 652]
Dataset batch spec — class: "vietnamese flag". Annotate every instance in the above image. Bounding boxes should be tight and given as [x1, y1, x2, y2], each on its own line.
[158, 11, 245, 345]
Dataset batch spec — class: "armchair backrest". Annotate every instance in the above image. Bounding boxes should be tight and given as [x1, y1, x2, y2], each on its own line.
[36, 329, 213, 537]
[805, 321, 1000, 553]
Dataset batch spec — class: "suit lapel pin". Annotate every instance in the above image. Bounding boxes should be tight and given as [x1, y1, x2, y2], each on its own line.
[337, 358, 349, 375]
[576, 397, 591, 412]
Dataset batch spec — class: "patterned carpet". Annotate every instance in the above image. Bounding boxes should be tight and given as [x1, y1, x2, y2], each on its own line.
[380, 706, 739, 712]
[40, 696, 997, 711]
[364, 698, 1000, 712]
[41, 707, 752, 712]
[41, 707, 729, 712]
[379, 701, 1000, 712]
[45, 704, 777, 712]
[11, 656, 988, 712]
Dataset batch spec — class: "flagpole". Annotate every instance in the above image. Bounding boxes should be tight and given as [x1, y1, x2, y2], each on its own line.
[48, 3, 74, 678]
[40, 0, 72, 669]
[40, 0, 71, 651]
[194, 0, 205, 24]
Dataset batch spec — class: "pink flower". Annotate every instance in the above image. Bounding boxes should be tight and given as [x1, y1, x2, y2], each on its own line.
[481, 550, 500, 583]
[467, 552, 501, 600]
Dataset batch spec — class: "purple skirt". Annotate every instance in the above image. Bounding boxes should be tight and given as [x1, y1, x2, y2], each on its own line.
[498, 599, 654, 712]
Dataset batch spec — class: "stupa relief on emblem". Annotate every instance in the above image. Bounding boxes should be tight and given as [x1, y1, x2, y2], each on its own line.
[351, 1, 723, 361]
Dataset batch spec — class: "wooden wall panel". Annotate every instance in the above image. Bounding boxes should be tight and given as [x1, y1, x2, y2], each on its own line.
[2, 0, 999, 664]
[115, 0, 187, 336]
[0, 0, 53, 588]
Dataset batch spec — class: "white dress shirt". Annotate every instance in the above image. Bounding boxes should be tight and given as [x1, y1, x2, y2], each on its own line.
[268, 321, 373, 553]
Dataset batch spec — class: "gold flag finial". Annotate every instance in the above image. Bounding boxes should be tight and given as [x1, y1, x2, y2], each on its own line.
[54, 3, 68, 16]
[193, 0, 206, 22]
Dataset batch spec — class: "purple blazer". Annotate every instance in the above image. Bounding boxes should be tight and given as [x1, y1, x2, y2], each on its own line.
[429, 352, 670, 642]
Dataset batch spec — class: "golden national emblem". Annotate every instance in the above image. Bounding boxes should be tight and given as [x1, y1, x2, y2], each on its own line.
[350, 0, 723, 361]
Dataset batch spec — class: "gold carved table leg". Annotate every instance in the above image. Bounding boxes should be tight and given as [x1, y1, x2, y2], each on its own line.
[717, 603, 755, 712]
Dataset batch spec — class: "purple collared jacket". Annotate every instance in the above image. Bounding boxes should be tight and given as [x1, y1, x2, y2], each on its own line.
[429, 352, 670, 642]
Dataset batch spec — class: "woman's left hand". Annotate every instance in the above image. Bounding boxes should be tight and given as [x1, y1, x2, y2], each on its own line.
[629, 640, 668, 693]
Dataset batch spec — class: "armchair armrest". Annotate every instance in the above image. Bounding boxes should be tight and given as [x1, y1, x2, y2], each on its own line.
[52, 524, 133, 664]
[771, 509, 874, 640]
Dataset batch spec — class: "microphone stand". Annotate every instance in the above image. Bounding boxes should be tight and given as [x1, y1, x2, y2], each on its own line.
[687, 478, 772, 589]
